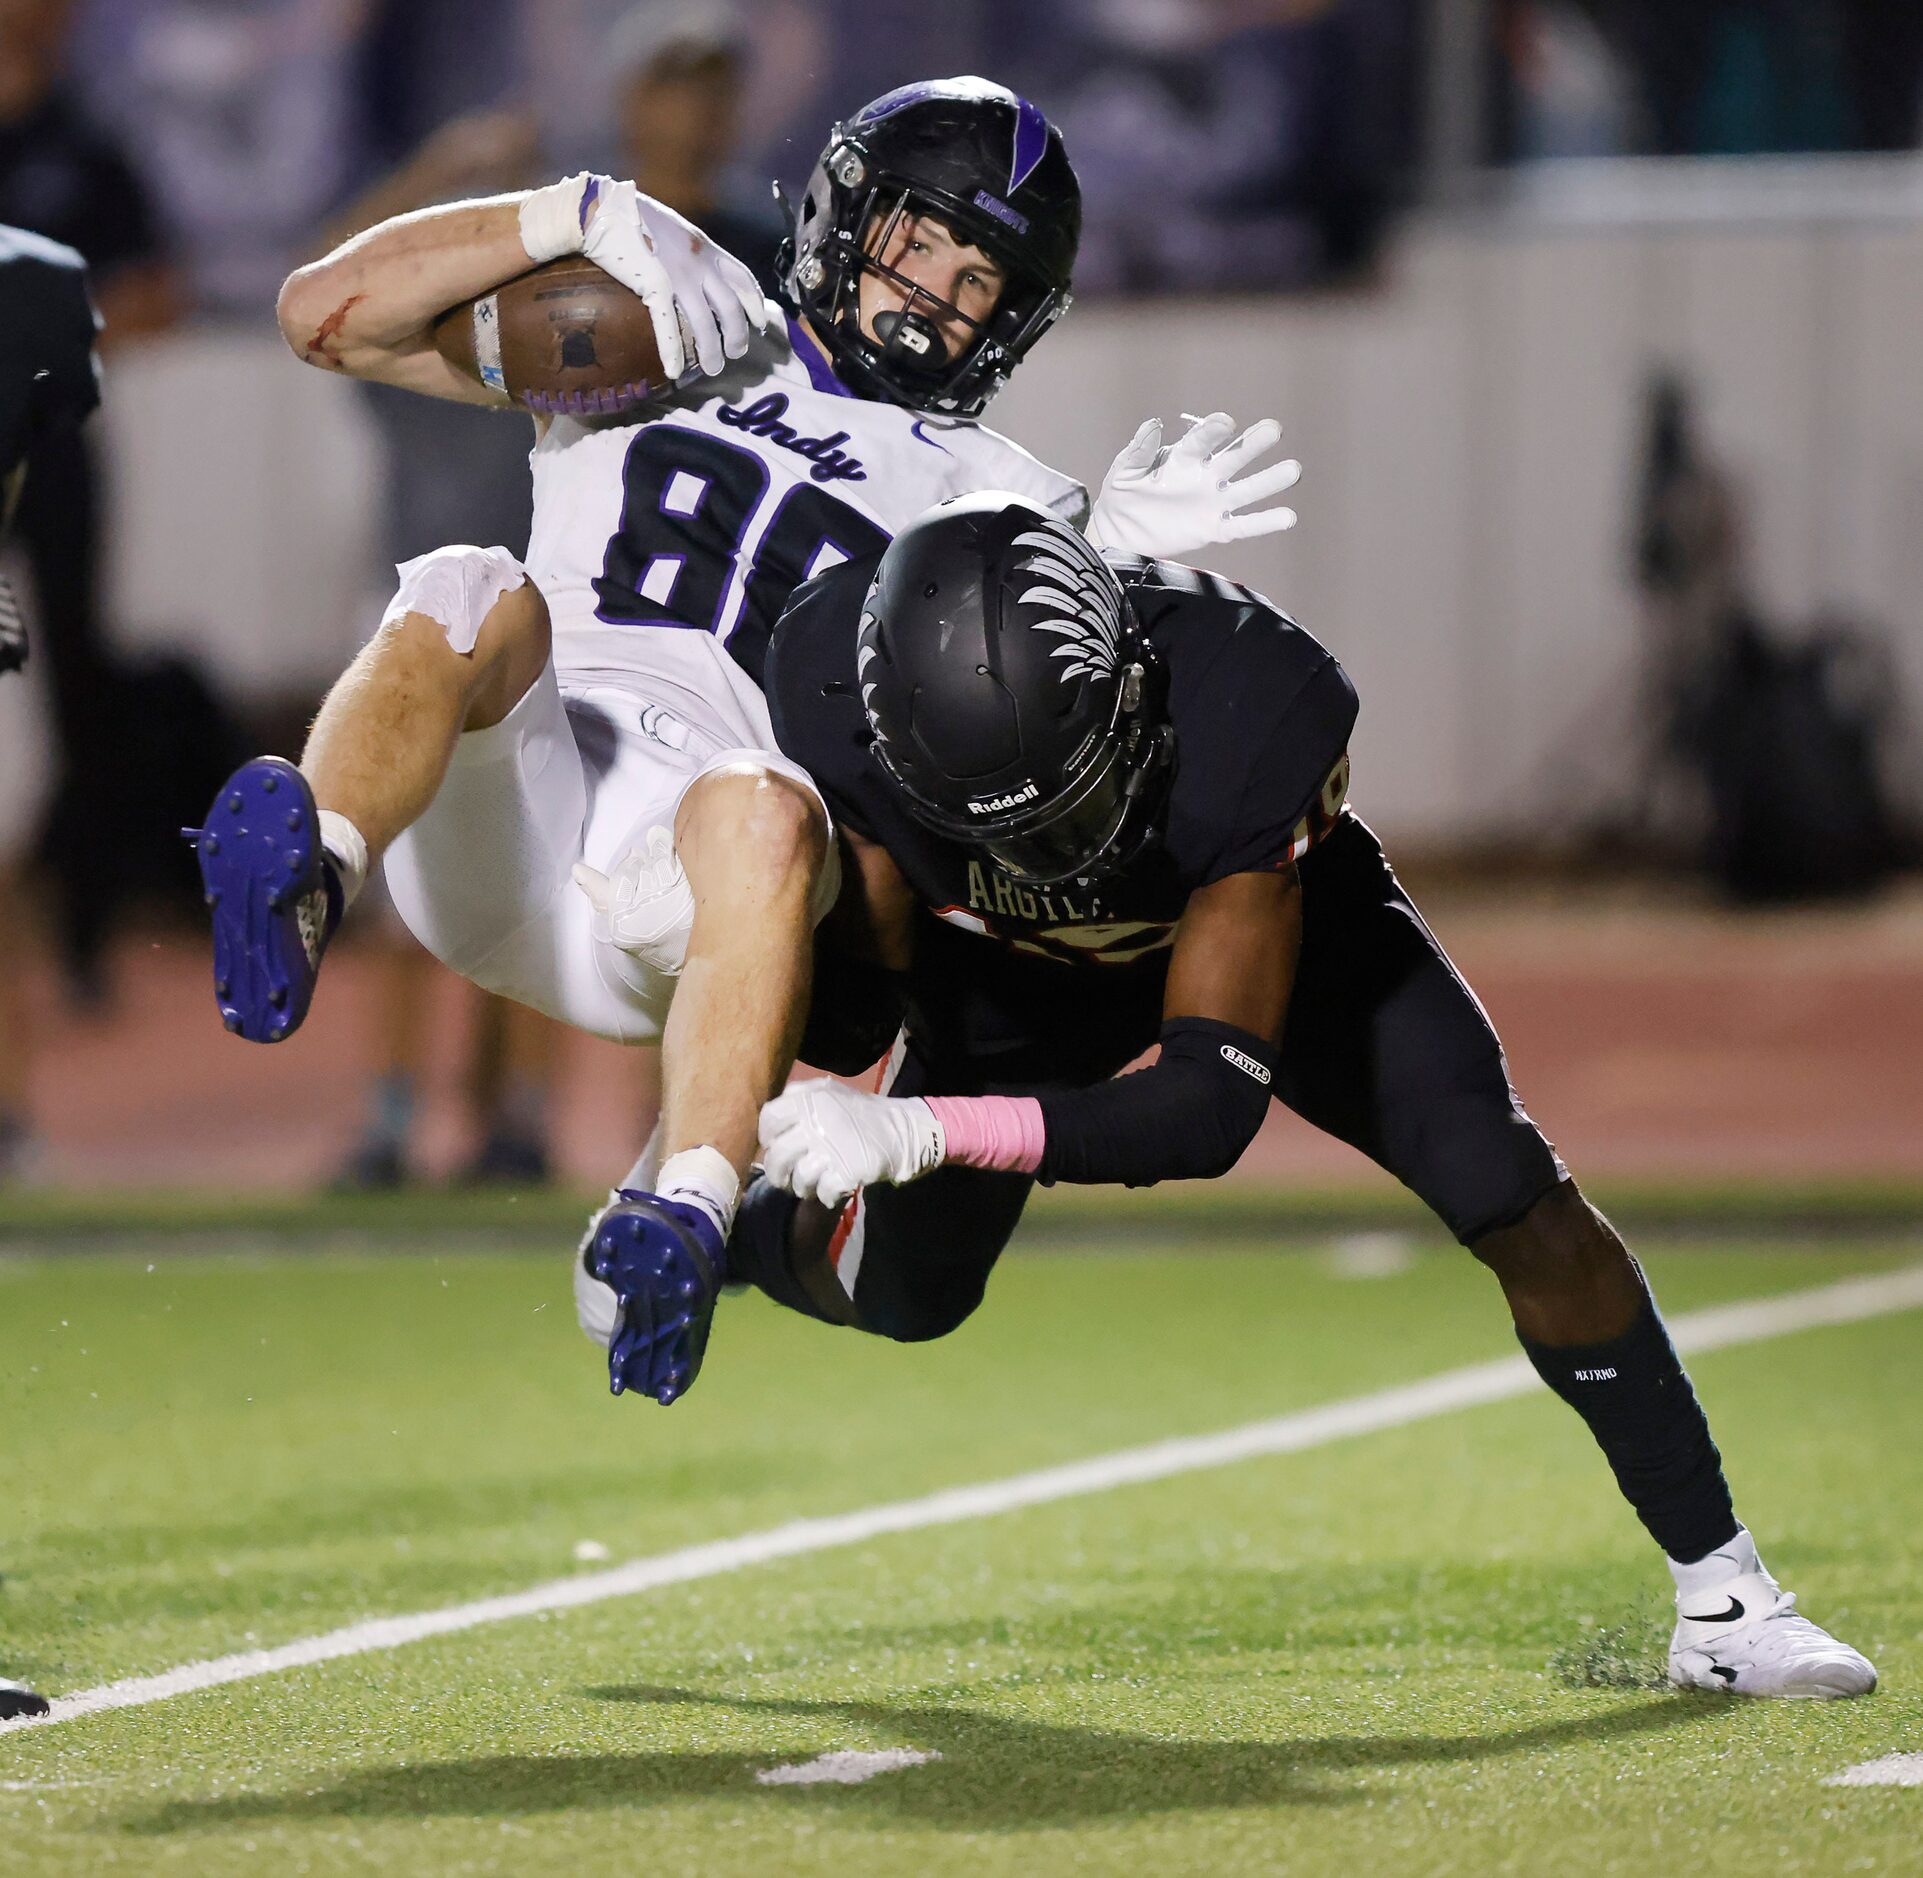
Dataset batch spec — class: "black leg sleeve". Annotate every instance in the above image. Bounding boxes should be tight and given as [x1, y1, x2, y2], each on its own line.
[1517, 1293, 1739, 1564]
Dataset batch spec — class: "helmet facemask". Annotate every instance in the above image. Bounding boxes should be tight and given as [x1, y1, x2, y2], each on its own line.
[792, 173, 1067, 416]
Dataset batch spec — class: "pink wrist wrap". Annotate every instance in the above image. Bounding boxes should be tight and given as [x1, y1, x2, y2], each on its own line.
[923, 1095, 1047, 1175]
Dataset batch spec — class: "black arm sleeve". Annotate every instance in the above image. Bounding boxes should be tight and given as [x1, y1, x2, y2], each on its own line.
[1034, 1017, 1275, 1187]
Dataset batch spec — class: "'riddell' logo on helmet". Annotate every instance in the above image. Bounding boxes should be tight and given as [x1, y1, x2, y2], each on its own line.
[967, 782, 1039, 816]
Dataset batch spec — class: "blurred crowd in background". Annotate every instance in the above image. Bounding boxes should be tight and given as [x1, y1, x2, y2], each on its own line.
[8, 0, 1923, 328]
[4, 0, 1921, 1192]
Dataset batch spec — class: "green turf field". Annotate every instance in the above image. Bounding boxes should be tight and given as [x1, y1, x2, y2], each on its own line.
[3, 1227, 1919, 1875]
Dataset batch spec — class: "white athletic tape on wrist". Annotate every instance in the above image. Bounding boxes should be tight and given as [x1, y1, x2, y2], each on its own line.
[518, 172, 606, 264]
[381, 545, 527, 656]
[316, 810, 369, 909]
[657, 1145, 741, 1237]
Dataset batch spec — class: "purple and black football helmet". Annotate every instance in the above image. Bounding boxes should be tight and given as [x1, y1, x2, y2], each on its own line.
[779, 77, 1081, 419]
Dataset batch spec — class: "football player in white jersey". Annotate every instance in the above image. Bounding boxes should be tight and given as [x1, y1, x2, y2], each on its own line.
[191, 78, 1301, 1407]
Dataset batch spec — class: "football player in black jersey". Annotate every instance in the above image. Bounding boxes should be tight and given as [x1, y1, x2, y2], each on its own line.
[0, 219, 99, 1723]
[1, 221, 99, 680]
[721, 492, 1873, 1701]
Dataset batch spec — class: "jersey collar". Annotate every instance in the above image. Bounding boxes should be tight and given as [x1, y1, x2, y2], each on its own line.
[787, 317, 858, 399]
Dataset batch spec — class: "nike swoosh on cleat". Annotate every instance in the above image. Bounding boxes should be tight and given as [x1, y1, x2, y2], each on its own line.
[1684, 1597, 1747, 1625]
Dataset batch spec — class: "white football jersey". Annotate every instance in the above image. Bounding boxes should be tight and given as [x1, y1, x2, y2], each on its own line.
[524, 314, 1086, 723]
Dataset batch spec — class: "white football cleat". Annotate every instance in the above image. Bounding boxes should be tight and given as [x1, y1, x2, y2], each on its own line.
[1668, 1530, 1877, 1698]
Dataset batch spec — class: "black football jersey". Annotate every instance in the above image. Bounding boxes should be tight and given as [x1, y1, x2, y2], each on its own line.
[0, 222, 100, 490]
[768, 549, 1358, 1081]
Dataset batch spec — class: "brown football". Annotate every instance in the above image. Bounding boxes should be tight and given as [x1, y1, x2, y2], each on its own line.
[431, 256, 668, 417]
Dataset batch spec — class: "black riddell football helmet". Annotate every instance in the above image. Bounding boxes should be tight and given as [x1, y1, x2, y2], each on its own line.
[857, 495, 1173, 887]
[778, 77, 1080, 418]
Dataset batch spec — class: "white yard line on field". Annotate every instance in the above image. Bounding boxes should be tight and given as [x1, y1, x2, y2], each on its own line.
[6, 1260, 1923, 1740]
[1825, 1754, 1923, 1788]
[756, 1748, 943, 1786]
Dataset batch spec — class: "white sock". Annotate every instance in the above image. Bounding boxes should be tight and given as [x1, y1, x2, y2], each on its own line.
[317, 809, 370, 910]
[656, 1144, 740, 1238]
[1670, 1526, 1763, 1600]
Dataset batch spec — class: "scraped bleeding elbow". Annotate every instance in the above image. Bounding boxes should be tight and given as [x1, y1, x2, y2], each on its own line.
[276, 266, 363, 371]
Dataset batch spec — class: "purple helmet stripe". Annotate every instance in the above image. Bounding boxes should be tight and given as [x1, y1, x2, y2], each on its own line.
[1010, 96, 1050, 193]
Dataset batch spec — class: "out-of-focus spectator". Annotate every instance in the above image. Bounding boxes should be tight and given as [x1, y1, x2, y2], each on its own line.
[2, 0, 194, 1001]
[0, 0, 178, 336]
[0, 218, 99, 1190]
[1503, 0, 1635, 158]
[1037, 0, 1409, 293]
[608, 0, 787, 289]
[66, 0, 368, 318]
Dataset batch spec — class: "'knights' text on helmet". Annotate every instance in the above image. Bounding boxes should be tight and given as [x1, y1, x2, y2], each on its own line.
[856, 494, 1173, 885]
[779, 77, 1080, 419]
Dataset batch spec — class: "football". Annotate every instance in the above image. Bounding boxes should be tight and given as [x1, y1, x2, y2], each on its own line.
[431, 255, 669, 417]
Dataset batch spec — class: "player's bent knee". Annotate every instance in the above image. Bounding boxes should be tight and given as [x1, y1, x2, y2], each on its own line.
[378, 545, 548, 732]
[678, 762, 830, 893]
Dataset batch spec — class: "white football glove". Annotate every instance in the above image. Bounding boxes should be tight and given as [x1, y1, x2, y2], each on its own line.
[1084, 412, 1301, 559]
[524, 173, 769, 381]
[572, 825, 695, 975]
[757, 1082, 946, 1209]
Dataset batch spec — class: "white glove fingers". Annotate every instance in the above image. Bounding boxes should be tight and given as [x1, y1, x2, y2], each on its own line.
[761, 1134, 802, 1194]
[1113, 417, 1163, 474]
[642, 289, 687, 379]
[1221, 504, 1299, 541]
[722, 255, 773, 333]
[571, 862, 611, 910]
[1172, 411, 1235, 458]
[679, 286, 727, 377]
[708, 275, 753, 362]
[1210, 418, 1286, 473]
[1226, 457, 1303, 505]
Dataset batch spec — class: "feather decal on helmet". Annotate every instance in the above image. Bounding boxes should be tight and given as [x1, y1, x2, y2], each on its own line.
[1011, 525, 1123, 684]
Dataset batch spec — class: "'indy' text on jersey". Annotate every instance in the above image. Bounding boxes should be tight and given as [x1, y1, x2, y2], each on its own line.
[525, 312, 1086, 692]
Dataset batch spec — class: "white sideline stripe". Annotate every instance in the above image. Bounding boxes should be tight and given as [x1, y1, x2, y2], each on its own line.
[1825, 1754, 1923, 1788]
[6, 1261, 1923, 1740]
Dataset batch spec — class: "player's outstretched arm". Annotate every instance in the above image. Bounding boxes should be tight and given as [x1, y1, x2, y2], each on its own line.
[276, 193, 536, 400]
[757, 866, 1303, 1207]
[276, 174, 770, 400]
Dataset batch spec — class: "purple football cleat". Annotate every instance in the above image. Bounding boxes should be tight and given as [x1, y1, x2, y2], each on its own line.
[186, 756, 336, 1044]
[586, 1190, 726, 1406]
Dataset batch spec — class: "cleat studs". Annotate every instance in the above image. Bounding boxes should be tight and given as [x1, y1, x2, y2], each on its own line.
[215, 979, 229, 997]
[202, 834, 219, 855]
[262, 772, 279, 793]
[204, 891, 219, 908]
[228, 793, 243, 812]
[223, 1012, 241, 1033]
[285, 851, 301, 867]
[268, 987, 288, 1008]
[286, 811, 301, 831]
